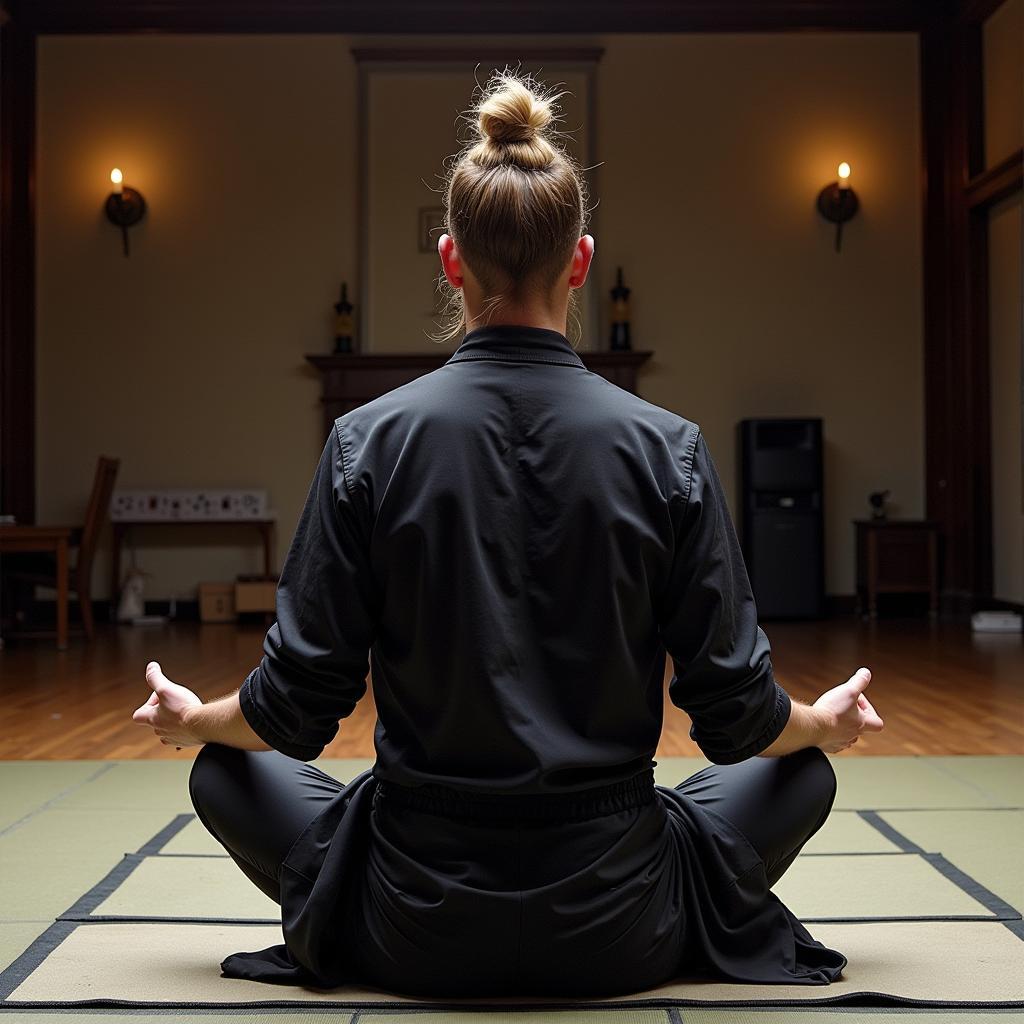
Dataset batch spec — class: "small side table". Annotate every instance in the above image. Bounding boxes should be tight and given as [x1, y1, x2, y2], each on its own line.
[111, 519, 276, 605]
[854, 519, 940, 619]
[0, 525, 73, 649]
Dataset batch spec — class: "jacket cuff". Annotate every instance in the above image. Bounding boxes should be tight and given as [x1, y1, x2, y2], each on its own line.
[695, 681, 793, 765]
[238, 670, 324, 762]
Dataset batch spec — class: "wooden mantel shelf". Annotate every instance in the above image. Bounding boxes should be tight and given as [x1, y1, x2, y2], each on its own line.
[306, 350, 653, 437]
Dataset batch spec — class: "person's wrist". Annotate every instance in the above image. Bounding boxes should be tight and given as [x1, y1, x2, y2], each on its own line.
[182, 702, 206, 743]
[808, 703, 834, 747]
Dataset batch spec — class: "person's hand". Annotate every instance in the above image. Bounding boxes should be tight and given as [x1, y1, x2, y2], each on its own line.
[131, 661, 204, 748]
[812, 667, 884, 753]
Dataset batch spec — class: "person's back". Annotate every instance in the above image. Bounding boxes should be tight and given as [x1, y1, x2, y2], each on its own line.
[346, 324, 694, 794]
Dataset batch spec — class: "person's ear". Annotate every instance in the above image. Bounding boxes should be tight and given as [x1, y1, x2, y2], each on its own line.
[568, 234, 595, 289]
[438, 233, 464, 289]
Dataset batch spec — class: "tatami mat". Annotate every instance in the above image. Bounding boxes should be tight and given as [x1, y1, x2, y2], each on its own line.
[0, 807, 181, 920]
[160, 816, 229, 856]
[823, 759, 1008, 811]
[78, 846, 998, 924]
[798, 811, 901, 854]
[0, 1013, 1020, 1024]
[0, 925, 50, 975]
[879, 810, 1024, 911]
[91, 854, 280, 921]
[0, 762, 111, 833]
[1, 756, 1022, 1014]
[923, 757, 1024, 806]
[771, 852, 997, 919]
[676, 1015, 1024, 1024]
[6, 920, 1024, 1006]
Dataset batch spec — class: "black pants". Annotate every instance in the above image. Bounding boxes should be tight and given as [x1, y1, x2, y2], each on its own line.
[189, 745, 836, 904]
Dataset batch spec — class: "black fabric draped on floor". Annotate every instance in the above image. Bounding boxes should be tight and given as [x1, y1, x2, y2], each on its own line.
[190, 745, 846, 997]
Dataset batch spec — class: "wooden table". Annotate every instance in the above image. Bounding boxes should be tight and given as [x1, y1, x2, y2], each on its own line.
[110, 518, 276, 602]
[855, 519, 940, 618]
[0, 525, 72, 649]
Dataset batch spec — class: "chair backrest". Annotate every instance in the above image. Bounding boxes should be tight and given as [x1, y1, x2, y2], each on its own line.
[78, 456, 120, 578]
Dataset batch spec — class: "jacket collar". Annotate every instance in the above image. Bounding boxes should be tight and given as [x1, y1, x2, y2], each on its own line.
[445, 323, 586, 368]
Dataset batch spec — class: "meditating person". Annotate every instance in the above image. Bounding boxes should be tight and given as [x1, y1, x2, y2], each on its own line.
[131, 69, 884, 998]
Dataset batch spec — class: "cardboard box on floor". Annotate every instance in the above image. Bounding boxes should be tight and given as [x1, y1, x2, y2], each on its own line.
[198, 582, 235, 623]
[235, 575, 278, 614]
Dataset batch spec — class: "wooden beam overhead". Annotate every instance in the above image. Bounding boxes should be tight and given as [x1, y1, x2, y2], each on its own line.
[26, 0, 940, 35]
[957, 0, 1012, 25]
[966, 148, 1024, 209]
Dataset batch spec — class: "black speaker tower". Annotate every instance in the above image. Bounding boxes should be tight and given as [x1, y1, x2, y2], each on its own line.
[737, 418, 825, 619]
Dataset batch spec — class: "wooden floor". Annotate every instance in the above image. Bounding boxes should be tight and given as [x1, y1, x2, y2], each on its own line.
[1, 617, 1021, 759]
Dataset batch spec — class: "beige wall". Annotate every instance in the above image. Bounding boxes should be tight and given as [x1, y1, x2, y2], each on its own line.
[985, 0, 1024, 604]
[37, 36, 357, 602]
[36, 32, 924, 602]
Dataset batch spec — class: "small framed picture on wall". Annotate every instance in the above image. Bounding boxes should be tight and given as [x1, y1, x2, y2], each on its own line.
[418, 206, 445, 253]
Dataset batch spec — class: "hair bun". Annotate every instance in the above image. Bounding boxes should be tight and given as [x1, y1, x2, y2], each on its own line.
[470, 72, 558, 169]
[478, 77, 553, 146]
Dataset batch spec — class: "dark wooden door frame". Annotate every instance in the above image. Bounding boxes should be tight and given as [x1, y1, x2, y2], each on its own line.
[921, 0, 1022, 609]
[0, 1, 36, 525]
[2, 1, 1019, 614]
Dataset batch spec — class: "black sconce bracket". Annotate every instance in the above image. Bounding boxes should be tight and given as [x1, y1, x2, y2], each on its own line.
[105, 187, 147, 257]
[816, 184, 859, 252]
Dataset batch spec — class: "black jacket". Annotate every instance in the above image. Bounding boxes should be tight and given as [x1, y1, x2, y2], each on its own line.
[240, 323, 792, 784]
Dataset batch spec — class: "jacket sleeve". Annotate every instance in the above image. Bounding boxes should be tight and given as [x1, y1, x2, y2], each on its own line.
[238, 420, 378, 761]
[656, 428, 792, 764]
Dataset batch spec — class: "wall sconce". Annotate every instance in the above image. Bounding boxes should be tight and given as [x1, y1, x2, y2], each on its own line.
[816, 162, 858, 252]
[104, 168, 146, 257]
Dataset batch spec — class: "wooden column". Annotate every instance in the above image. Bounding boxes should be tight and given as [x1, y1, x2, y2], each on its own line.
[0, 5, 36, 524]
[920, 0, 1023, 610]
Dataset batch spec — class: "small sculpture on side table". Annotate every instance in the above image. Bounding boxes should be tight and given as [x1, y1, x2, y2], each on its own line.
[333, 281, 355, 354]
[868, 489, 890, 521]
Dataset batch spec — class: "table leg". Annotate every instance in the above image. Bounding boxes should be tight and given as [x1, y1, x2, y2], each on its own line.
[111, 524, 125, 619]
[867, 533, 878, 619]
[56, 537, 69, 650]
[260, 523, 274, 578]
[928, 530, 939, 618]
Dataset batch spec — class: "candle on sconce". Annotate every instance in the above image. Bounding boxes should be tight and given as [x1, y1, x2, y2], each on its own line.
[105, 167, 145, 256]
[817, 161, 859, 252]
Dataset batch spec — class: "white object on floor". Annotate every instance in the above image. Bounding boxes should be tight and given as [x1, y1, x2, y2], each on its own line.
[970, 610, 1022, 633]
[117, 570, 146, 622]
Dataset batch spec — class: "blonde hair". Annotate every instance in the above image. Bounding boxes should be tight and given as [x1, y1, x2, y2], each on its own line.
[434, 68, 590, 343]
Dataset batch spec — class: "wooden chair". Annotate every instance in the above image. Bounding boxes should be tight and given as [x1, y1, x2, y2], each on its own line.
[3, 456, 120, 640]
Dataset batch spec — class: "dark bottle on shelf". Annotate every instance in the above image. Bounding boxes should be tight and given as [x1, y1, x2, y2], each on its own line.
[333, 282, 355, 354]
[609, 266, 631, 351]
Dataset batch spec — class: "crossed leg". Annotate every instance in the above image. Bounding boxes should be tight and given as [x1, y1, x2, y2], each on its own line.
[188, 743, 344, 902]
[675, 745, 838, 886]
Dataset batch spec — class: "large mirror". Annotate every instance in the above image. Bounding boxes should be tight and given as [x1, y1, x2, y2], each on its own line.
[355, 49, 602, 353]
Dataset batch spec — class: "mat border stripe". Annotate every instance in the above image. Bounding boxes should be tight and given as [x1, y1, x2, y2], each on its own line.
[53, 813, 1023, 927]
[2, 809, 1023, 1010]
